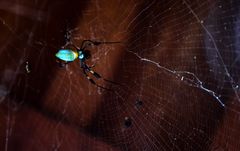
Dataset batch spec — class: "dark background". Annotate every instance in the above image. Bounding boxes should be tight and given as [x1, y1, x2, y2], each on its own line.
[0, 0, 240, 150]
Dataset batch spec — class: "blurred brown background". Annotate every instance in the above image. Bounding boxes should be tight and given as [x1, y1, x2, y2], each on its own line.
[0, 0, 239, 150]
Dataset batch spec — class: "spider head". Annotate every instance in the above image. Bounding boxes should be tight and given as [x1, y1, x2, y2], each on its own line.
[78, 50, 91, 60]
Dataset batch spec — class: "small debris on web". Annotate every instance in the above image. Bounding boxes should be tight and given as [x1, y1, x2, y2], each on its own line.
[25, 61, 31, 73]
[124, 117, 132, 128]
[135, 98, 143, 108]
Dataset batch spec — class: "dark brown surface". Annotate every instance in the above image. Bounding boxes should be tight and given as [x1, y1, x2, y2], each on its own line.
[0, 0, 240, 151]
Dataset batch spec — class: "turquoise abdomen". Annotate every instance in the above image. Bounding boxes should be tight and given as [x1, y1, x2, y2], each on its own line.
[55, 49, 78, 62]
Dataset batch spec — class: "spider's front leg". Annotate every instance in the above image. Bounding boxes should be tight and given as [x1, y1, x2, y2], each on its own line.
[88, 67, 121, 86]
[81, 62, 101, 79]
[81, 61, 121, 90]
[80, 40, 121, 50]
[80, 40, 99, 50]
[89, 69, 101, 79]
[82, 68, 111, 91]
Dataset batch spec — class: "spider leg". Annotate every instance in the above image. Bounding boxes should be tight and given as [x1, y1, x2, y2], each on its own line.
[82, 69, 112, 91]
[80, 40, 121, 50]
[87, 67, 123, 86]
[80, 62, 100, 78]
[80, 40, 95, 50]
[89, 70, 101, 79]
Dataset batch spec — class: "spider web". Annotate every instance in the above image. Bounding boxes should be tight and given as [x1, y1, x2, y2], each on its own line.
[0, 0, 240, 151]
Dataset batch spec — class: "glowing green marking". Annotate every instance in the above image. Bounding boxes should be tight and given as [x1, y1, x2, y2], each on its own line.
[55, 49, 78, 62]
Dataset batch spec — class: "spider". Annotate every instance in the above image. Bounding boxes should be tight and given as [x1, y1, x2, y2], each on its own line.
[55, 40, 120, 90]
